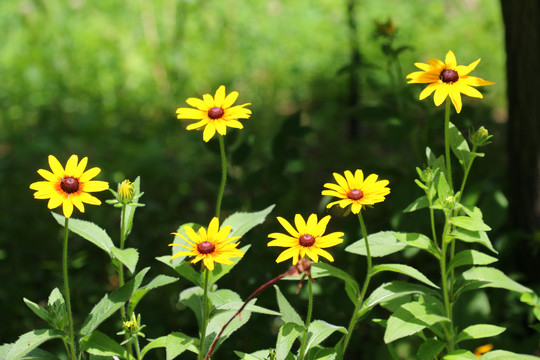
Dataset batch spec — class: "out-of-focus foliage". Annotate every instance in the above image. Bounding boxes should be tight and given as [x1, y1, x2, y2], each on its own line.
[2, 0, 533, 359]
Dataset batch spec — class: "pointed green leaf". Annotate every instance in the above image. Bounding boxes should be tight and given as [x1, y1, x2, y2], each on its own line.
[479, 350, 540, 359]
[276, 322, 303, 360]
[81, 330, 132, 359]
[456, 324, 506, 343]
[442, 349, 477, 359]
[203, 305, 254, 356]
[52, 212, 114, 254]
[18, 348, 58, 360]
[417, 338, 445, 360]
[156, 255, 202, 288]
[451, 216, 491, 232]
[5, 329, 65, 360]
[393, 232, 440, 258]
[345, 231, 406, 257]
[166, 332, 197, 360]
[451, 228, 497, 253]
[403, 196, 429, 213]
[303, 320, 346, 356]
[448, 250, 498, 272]
[312, 262, 359, 305]
[275, 285, 303, 326]
[234, 350, 271, 360]
[179, 286, 204, 328]
[448, 121, 472, 169]
[128, 274, 178, 316]
[123, 176, 143, 239]
[456, 267, 532, 296]
[371, 263, 439, 289]
[23, 298, 50, 324]
[141, 336, 167, 359]
[384, 301, 449, 343]
[110, 247, 139, 273]
[305, 347, 338, 360]
[79, 267, 149, 337]
[435, 170, 452, 202]
[359, 281, 439, 318]
[222, 205, 275, 238]
[208, 245, 251, 286]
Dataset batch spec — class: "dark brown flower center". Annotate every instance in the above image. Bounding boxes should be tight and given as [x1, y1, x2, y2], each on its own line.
[440, 69, 459, 84]
[197, 241, 215, 254]
[60, 177, 79, 194]
[347, 189, 364, 200]
[299, 234, 315, 247]
[208, 107, 224, 119]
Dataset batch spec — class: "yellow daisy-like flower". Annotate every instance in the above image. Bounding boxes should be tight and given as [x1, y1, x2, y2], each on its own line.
[29, 155, 109, 218]
[176, 85, 252, 142]
[406, 50, 494, 113]
[268, 214, 344, 265]
[169, 217, 244, 271]
[322, 170, 390, 214]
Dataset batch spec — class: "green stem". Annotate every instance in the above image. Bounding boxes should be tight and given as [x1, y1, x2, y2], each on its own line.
[134, 336, 142, 360]
[342, 212, 373, 355]
[458, 143, 478, 201]
[298, 280, 313, 360]
[444, 99, 453, 191]
[199, 269, 210, 360]
[440, 216, 454, 352]
[119, 204, 133, 356]
[63, 218, 77, 359]
[427, 196, 439, 249]
[215, 135, 227, 219]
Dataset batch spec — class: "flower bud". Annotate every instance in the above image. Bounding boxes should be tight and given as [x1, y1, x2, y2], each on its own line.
[118, 180, 134, 205]
[470, 126, 492, 147]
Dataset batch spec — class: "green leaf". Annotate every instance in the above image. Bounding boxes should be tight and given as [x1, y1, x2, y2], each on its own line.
[203, 304, 254, 356]
[19, 348, 58, 360]
[393, 232, 440, 258]
[435, 169, 453, 202]
[110, 247, 139, 274]
[371, 264, 439, 289]
[442, 349, 477, 359]
[23, 298, 50, 324]
[345, 231, 406, 257]
[123, 176, 142, 239]
[81, 330, 132, 359]
[166, 332, 197, 360]
[141, 336, 167, 359]
[222, 204, 275, 238]
[403, 195, 429, 213]
[455, 324, 506, 343]
[305, 347, 338, 360]
[451, 216, 491, 232]
[384, 301, 449, 343]
[479, 350, 540, 359]
[447, 250, 498, 272]
[52, 212, 114, 254]
[311, 262, 359, 305]
[451, 228, 497, 253]
[79, 267, 149, 338]
[417, 338, 445, 360]
[156, 255, 202, 287]
[359, 281, 439, 318]
[448, 121, 472, 170]
[179, 286, 204, 328]
[275, 285, 303, 326]
[128, 274, 178, 316]
[456, 267, 532, 296]
[209, 245, 251, 286]
[208, 289, 280, 316]
[5, 329, 66, 360]
[234, 350, 271, 360]
[303, 320, 346, 356]
[276, 322, 303, 360]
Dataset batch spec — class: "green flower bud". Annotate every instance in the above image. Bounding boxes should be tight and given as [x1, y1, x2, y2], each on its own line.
[118, 180, 134, 205]
[470, 126, 492, 147]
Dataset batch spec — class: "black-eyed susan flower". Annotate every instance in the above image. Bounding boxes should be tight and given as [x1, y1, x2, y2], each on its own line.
[268, 214, 344, 265]
[169, 217, 244, 271]
[322, 170, 390, 214]
[30, 155, 109, 218]
[176, 85, 252, 142]
[406, 50, 494, 113]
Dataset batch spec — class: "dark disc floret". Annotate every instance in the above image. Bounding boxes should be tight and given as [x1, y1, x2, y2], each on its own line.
[440, 69, 459, 84]
[347, 188, 364, 200]
[197, 241, 216, 254]
[299, 234, 315, 247]
[61, 177, 79, 194]
[208, 107, 225, 119]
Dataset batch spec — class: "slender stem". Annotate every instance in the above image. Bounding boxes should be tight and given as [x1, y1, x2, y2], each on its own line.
[458, 143, 478, 201]
[134, 336, 142, 360]
[298, 280, 313, 360]
[215, 135, 227, 219]
[342, 212, 373, 355]
[63, 218, 77, 359]
[427, 196, 439, 249]
[198, 269, 210, 360]
[119, 204, 133, 356]
[440, 216, 454, 352]
[444, 99, 453, 191]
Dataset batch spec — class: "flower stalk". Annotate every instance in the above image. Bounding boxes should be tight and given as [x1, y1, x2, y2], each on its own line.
[62, 218, 77, 359]
[216, 135, 227, 219]
[298, 279, 313, 360]
[198, 269, 210, 360]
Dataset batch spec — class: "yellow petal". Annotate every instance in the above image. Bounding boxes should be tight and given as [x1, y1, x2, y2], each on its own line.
[314, 215, 331, 237]
[78, 192, 102, 205]
[448, 87, 463, 113]
[36, 169, 58, 182]
[223, 91, 239, 108]
[47, 194, 64, 209]
[214, 86, 226, 107]
[64, 155, 79, 176]
[203, 94, 215, 108]
[225, 120, 244, 129]
[419, 83, 440, 100]
[294, 214, 307, 234]
[176, 108, 206, 119]
[203, 122, 217, 142]
[203, 257, 215, 271]
[215, 120, 227, 135]
[79, 167, 101, 182]
[62, 199, 74, 218]
[456, 58, 481, 76]
[82, 180, 109, 192]
[48, 155, 65, 177]
[208, 217, 220, 236]
[275, 246, 301, 264]
[186, 119, 210, 130]
[332, 172, 349, 191]
[71, 195, 86, 213]
[433, 84, 450, 106]
[185, 97, 207, 110]
[276, 217, 299, 237]
[444, 50, 457, 69]
[74, 157, 88, 178]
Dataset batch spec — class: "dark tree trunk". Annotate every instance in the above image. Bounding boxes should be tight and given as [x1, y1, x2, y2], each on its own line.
[500, 0, 540, 234]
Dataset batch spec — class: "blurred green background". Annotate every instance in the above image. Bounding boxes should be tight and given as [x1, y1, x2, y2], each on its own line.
[1, 0, 537, 358]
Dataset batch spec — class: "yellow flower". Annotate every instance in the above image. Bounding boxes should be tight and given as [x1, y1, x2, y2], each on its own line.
[176, 85, 252, 142]
[268, 214, 344, 265]
[406, 50, 494, 113]
[169, 217, 244, 271]
[322, 170, 390, 214]
[474, 344, 493, 358]
[29, 155, 109, 218]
